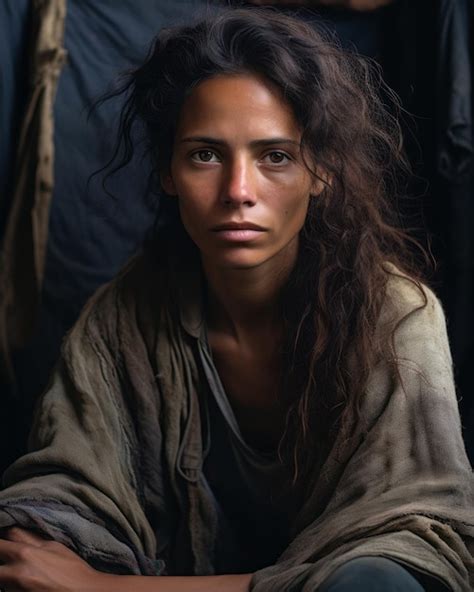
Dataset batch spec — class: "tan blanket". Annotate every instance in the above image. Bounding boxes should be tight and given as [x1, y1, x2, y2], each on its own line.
[0, 252, 472, 590]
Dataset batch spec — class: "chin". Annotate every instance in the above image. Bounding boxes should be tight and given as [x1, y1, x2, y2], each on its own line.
[214, 252, 269, 270]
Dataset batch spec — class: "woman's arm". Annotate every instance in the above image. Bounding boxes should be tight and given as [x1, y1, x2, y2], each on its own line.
[0, 528, 252, 592]
[100, 573, 252, 592]
[0, 270, 168, 574]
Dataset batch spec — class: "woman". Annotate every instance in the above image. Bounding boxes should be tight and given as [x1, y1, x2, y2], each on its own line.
[0, 9, 471, 592]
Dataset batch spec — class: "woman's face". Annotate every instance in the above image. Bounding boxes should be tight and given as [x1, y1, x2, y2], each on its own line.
[163, 74, 318, 271]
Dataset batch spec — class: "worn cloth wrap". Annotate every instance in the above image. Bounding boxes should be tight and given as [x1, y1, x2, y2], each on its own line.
[0, 252, 472, 590]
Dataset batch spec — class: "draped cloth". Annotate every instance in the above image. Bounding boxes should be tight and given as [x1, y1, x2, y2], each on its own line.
[0, 0, 67, 378]
[436, 0, 473, 182]
[0, 252, 472, 590]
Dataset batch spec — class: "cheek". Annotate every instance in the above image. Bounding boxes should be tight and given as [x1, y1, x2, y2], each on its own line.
[174, 168, 218, 208]
[269, 172, 311, 217]
[174, 181, 216, 242]
[178, 202, 205, 246]
[280, 191, 310, 224]
[175, 183, 210, 218]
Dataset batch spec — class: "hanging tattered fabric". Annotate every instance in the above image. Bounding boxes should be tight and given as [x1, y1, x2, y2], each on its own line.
[0, 0, 67, 382]
[437, 0, 473, 181]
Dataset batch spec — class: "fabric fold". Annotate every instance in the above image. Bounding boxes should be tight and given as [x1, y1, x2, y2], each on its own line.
[0, 0, 67, 380]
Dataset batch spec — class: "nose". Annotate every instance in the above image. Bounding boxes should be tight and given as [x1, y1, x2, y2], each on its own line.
[220, 156, 256, 208]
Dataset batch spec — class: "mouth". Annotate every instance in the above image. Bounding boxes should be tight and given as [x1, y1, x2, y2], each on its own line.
[211, 221, 266, 231]
[210, 221, 267, 242]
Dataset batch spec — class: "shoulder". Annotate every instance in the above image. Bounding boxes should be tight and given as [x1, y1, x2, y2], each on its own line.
[61, 252, 171, 356]
[364, 264, 455, 414]
[62, 248, 203, 359]
[359, 265, 458, 431]
[381, 263, 441, 325]
[379, 263, 451, 365]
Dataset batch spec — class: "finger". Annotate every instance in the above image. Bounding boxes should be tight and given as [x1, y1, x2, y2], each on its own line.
[39, 538, 75, 558]
[0, 539, 22, 562]
[0, 564, 25, 591]
[5, 527, 45, 547]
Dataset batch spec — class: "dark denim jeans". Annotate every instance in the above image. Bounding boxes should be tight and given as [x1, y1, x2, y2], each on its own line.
[318, 557, 449, 592]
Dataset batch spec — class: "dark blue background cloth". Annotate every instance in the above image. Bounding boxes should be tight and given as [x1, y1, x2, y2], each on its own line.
[46, 0, 227, 332]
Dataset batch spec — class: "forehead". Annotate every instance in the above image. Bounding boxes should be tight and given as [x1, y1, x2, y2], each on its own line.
[175, 74, 301, 139]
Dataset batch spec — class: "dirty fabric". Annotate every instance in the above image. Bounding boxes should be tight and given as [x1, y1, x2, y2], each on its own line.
[0, 250, 472, 590]
[436, 0, 473, 181]
[0, 0, 67, 374]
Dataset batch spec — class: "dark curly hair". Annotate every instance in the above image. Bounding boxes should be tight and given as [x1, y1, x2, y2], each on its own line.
[97, 8, 429, 495]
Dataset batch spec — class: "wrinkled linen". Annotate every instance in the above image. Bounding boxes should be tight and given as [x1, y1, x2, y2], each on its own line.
[0, 251, 472, 590]
[0, 0, 67, 374]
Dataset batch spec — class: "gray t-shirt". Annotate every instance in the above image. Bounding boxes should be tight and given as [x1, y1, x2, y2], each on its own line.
[198, 332, 294, 574]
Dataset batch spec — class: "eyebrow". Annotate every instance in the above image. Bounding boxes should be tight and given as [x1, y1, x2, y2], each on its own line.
[179, 136, 300, 148]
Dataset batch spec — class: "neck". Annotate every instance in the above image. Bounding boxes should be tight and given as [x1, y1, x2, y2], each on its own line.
[203, 240, 298, 341]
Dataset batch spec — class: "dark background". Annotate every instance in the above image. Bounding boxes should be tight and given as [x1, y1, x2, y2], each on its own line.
[0, 0, 472, 473]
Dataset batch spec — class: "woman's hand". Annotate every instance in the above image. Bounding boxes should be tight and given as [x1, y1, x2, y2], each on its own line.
[0, 527, 106, 592]
[0, 528, 253, 592]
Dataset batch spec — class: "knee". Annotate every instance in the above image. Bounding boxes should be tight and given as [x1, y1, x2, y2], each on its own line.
[318, 557, 425, 592]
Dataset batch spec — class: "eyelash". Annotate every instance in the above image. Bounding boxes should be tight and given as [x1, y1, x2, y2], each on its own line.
[190, 149, 292, 165]
[264, 151, 291, 165]
[190, 150, 220, 163]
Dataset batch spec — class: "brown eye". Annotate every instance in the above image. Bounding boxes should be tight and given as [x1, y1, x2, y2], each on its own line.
[192, 150, 219, 163]
[266, 151, 289, 164]
[199, 150, 213, 161]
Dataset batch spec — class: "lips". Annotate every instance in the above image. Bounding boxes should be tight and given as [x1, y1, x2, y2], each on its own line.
[210, 221, 267, 242]
[211, 221, 266, 231]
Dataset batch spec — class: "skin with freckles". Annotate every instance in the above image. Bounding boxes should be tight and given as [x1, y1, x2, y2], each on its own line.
[162, 74, 318, 275]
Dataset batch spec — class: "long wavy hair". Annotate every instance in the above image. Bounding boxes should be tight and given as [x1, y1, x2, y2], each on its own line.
[98, 8, 429, 496]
